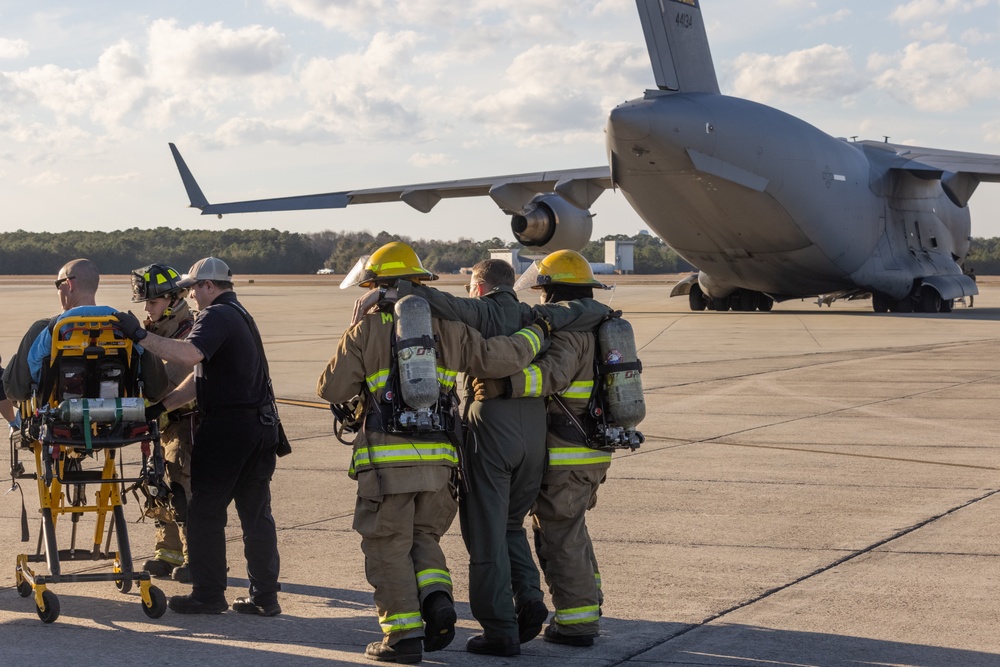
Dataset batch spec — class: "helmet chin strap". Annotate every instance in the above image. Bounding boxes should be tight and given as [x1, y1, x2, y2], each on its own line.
[161, 296, 182, 320]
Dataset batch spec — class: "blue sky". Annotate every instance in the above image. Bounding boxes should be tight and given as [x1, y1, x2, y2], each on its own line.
[1, 0, 999, 243]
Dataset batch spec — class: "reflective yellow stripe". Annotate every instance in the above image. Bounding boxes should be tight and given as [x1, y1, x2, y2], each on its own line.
[416, 568, 452, 589]
[436, 366, 458, 389]
[560, 380, 593, 399]
[554, 604, 600, 625]
[547, 447, 612, 466]
[380, 610, 424, 634]
[521, 364, 542, 397]
[353, 443, 458, 471]
[514, 326, 541, 356]
[366, 368, 389, 393]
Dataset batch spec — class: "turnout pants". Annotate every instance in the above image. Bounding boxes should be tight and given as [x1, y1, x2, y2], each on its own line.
[531, 466, 608, 636]
[459, 397, 547, 640]
[354, 470, 458, 645]
[187, 409, 280, 606]
[153, 421, 194, 566]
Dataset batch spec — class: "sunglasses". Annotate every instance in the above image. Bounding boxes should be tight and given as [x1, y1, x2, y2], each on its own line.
[55, 275, 76, 288]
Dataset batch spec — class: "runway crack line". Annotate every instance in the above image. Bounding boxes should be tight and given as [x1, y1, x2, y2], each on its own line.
[609, 487, 1000, 665]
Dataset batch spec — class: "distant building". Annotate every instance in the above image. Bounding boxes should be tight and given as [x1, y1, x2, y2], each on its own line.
[489, 248, 534, 273]
[605, 240, 635, 274]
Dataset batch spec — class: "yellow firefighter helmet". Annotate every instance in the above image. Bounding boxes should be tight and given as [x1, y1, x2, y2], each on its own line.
[340, 241, 439, 289]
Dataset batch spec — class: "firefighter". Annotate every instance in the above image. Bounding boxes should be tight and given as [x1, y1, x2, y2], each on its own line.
[396, 258, 610, 656]
[316, 242, 551, 665]
[131, 264, 197, 583]
[476, 250, 620, 647]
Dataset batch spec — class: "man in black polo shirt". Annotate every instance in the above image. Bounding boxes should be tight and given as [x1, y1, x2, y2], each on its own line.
[114, 257, 281, 617]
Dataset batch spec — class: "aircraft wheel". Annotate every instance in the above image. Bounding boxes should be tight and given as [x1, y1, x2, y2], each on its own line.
[872, 293, 891, 313]
[35, 590, 60, 624]
[712, 297, 730, 312]
[689, 284, 706, 311]
[737, 290, 758, 312]
[891, 294, 914, 313]
[940, 299, 953, 313]
[919, 287, 941, 313]
[758, 296, 774, 312]
[142, 586, 168, 619]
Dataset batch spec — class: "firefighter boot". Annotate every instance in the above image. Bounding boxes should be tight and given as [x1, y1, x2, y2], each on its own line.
[421, 591, 456, 652]
[142, 558, 175, 578]
[365, 637, 422, 664]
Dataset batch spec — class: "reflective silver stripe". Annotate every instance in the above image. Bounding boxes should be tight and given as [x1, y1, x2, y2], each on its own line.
[380, 611, 424, 634]
[353, 443, 459, 469]
[548, 447, 612, 466]
[521, 364, 542, 397]
[554, 605, 600, 625]
[416, 568, 452, 589]
[560, 380, 593, 399]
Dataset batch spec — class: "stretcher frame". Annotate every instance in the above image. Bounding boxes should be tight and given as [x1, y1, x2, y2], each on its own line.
[9, 316, 169, 623]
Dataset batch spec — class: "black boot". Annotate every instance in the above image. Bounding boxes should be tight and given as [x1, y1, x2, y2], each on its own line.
[421, 591, 456, 652]
[466, 635, 520, 656]
[517, 598, 549, 643]
[364, 637, 422, 664]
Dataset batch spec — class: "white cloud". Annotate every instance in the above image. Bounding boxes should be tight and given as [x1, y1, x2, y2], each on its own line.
[907, 20, 950, 40]
[147, 20, 288, 80]
[890, 0, 992, 23]
[84, 172, 139, 184]
[961, 27, 995, 44]
[800, 9, 852, 30]
[0, 38, 28, 59]
[730, 44, 866, 103]
[870, 41, 1000, 111]
[21, 170, 66, 186]
[409, 153, 455, 168]
[449, 40, 645, 142]
[985, 119, 1000, 143]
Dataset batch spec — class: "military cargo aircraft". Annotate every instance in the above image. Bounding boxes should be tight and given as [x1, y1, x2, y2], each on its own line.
[170, 0, 1000, 313]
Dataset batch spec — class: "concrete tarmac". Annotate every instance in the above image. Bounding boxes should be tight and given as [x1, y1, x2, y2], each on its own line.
[0, 275, 998, 666]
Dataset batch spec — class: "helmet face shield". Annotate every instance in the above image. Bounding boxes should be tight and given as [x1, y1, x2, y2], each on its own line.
[513, 261, 544, 291]
[130, 269, 150, 302]
[340, 255, 373, 289]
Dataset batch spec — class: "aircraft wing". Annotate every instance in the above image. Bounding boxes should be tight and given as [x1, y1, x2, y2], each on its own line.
[169, 143, 612, 217]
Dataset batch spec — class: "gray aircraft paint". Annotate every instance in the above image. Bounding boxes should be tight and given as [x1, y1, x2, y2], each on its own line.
[170, 0, 1000, 312]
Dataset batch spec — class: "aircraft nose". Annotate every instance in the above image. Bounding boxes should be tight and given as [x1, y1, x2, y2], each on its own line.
[607, 100, 652, 142]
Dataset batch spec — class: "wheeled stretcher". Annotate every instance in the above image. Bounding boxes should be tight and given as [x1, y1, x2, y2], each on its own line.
[9, 315, 169, 623]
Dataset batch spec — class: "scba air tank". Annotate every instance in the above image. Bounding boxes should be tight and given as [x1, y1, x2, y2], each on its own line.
[597, 316, 645, 446]
[394, 295, 439, 411]
[53, 397, 146, 424]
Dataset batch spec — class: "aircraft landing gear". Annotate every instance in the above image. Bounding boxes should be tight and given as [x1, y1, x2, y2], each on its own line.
[698, 289, 772, 312]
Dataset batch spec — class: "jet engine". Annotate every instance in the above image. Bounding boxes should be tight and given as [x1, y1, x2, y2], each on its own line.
[510, 194, 593, 254]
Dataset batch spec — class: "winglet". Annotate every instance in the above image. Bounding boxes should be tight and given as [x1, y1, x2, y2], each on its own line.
[636, 0, 720, 94]
[168, 143, 210, 210]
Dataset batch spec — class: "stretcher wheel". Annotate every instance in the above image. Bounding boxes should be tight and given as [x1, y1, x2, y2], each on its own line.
[35, 590, 60, 624]
[17, 580, 33, 598]
[142, 586, 167, 619]
[116, 576, 133, 594]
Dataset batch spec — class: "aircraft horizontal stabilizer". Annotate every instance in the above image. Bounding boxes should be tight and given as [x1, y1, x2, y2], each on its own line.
[866, 141, 1000, 207]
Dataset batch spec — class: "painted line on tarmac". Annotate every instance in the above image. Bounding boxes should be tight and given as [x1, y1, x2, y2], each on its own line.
[616, 487, 1000, 664]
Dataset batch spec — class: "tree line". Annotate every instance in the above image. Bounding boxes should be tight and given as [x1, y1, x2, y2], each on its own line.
[2, 227, 997, 275]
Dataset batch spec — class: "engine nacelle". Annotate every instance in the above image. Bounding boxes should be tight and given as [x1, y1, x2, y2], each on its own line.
[510, 194, 593, 253]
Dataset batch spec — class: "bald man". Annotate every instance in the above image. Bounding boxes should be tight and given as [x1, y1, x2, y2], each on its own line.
[2, 258, 167, 402]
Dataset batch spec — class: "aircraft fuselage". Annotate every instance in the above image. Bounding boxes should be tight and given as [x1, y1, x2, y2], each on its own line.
[607, 90, 971, 300]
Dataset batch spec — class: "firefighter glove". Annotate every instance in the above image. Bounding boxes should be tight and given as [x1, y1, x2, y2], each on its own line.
[145, 401, 166, 423]
[113, 310, 148, 342]
[531, 316, 552, 338]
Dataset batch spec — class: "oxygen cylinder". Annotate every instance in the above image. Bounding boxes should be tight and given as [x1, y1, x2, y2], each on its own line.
[598, 316, 645, 430]
[394, 295, 438, 410]
[53, 397, 146, 424]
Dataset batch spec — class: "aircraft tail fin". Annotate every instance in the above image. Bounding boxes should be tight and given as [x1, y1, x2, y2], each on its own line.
[169, 143, 210, 210]
[636, 0, 720, 94]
